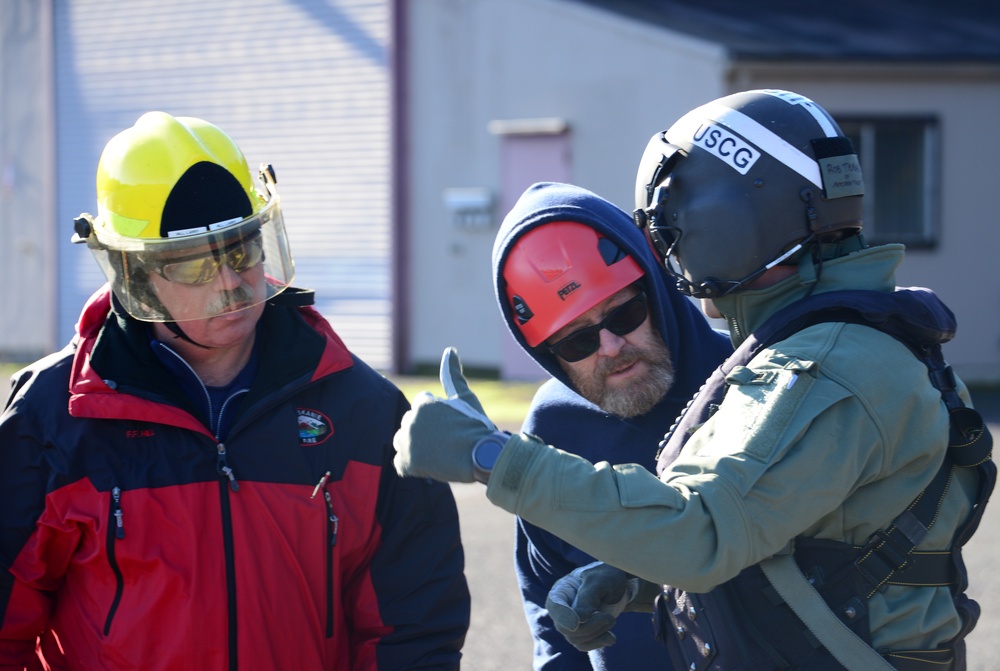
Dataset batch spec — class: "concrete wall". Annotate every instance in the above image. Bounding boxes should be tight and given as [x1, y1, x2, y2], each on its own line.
[405, 0, 727, 373]
[407, 0, 1000, 384]
[730, 65, 1000, 384]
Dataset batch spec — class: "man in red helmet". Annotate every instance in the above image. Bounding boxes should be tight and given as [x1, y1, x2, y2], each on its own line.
[488, 182, 731, 670]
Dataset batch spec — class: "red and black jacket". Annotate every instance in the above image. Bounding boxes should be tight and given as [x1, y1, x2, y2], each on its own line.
[0, 287, 470, 670]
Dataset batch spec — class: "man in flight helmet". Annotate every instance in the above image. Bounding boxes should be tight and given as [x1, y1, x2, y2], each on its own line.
[632, 88, 864, 303]
[392, 90, 992, 671]
[0, 112, 470, 669]
[492, 182, 730, 669]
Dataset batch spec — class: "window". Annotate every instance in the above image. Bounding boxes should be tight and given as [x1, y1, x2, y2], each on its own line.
[837, 117, 939, 248]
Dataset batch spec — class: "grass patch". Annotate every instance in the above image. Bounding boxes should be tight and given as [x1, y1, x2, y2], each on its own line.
[1, 362, 22, 385]
[1, 362, 22, 407]
[1, 361, 542, 430]
[388, 375, 542, 432]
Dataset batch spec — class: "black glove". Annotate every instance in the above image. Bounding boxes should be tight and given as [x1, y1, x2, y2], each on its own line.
[545, 561, 654, 652]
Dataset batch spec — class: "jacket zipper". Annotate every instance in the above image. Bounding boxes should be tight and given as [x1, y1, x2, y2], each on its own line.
[104, 486, 125, 635]
[324, 490, 339, 638]
[727, 314, 743, 343]
[214, 404, 240, 667]
[213, 395, 242, 669]
[312, 471, 338, 638]
[218, 464, 239, 671]
[217, 442, 239, 492]
[126, 339, 252, 668]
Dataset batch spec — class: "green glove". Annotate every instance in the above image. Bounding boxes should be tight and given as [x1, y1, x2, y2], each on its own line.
[393, 347, 500, 482]
[545, 561, 658, 652]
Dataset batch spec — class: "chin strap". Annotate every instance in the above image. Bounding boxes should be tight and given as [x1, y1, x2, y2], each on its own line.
[108, 288, 211, 349]
[164, 320, 212, 350]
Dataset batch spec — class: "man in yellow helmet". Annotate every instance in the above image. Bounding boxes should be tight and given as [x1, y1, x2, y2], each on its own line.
[0, 112, 470, 670]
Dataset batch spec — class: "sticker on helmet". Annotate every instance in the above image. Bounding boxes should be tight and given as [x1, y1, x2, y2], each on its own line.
[512, 295, 534, 325]
[690, 121, 760, 175]
[760, 89, 840, 138]
[668, 101, 825, 187]
[812, 136, 865, 199]
[817, 155, 864, 199]
[166, 226, 211, 238]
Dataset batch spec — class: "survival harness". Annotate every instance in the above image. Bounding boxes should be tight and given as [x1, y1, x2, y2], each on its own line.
[652, 288, 995, 671]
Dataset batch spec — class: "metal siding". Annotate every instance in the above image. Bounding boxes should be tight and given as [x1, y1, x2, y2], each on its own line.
[54, 0, 392, 369]
[0, 0, 57, 360]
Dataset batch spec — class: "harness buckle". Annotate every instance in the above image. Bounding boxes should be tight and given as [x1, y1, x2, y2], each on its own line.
[873, 530, 912, 570]
[856, 529, 913, 593]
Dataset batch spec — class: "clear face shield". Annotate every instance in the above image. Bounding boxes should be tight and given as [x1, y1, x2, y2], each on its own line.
[78, 185, 295, 322]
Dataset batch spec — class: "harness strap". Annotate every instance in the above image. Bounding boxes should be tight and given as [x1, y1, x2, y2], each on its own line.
[853, 345, 993, 596]
[855, 464, 953, 597]
[760, 553, 897, 671]
[879, 551, 955, 587]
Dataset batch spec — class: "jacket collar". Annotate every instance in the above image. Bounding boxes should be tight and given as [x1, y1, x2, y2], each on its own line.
[713, 243, 905, 348]
[68, 286, 353, 424]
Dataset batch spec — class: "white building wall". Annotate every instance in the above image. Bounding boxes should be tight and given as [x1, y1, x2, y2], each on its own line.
[728, 68, 1000, 384]
[406, 0, 728, 372]
[408, 0, 1000, 383]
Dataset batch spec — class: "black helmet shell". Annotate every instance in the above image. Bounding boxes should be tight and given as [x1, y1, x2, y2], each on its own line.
[635, 89, 863, 297]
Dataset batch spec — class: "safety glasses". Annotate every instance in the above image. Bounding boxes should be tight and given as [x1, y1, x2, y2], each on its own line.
[547, 292, 648, 362]
[152, 235, 264, 285]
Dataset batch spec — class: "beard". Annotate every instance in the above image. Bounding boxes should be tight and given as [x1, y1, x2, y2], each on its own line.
[564, 335, 675, 419]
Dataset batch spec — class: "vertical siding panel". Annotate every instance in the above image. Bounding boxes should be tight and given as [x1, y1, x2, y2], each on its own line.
[54, 0, 391, 369]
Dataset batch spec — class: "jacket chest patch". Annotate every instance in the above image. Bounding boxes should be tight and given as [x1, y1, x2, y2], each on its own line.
[297, 408, 333, 445]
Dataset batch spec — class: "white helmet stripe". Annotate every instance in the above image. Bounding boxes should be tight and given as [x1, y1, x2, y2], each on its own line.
[759, 89, 839, 137]
[667, 99, 828, 188]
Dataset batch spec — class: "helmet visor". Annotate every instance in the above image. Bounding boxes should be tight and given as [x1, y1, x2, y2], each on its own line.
[88, 195, 295, 322]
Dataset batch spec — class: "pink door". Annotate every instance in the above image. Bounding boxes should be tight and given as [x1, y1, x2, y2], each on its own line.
[496, 130, 571, 380]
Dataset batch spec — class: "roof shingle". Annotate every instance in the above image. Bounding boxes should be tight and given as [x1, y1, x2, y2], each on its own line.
[574, 0, 1000, 61]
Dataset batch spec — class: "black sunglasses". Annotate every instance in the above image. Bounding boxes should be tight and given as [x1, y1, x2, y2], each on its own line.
[547, 292, 648, 362]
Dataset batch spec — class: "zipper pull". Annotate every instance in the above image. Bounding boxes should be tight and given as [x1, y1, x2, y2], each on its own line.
[217, 443, 239, 492]
[112, 486, 125, 539]
[324, 491, 339, 546]
[311, 471, 331, 499]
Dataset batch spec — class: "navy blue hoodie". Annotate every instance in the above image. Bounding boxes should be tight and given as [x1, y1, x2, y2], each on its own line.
[492, 182, 732, 670]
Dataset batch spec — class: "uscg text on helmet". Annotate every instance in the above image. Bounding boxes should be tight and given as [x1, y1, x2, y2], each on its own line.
[692, 122, 760, 175]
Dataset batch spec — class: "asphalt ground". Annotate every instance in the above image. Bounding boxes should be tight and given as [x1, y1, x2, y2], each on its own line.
[456, 389, 1000, 670]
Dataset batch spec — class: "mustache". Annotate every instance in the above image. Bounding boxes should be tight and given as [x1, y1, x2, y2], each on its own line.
[592, 342, 668, 377]
[206, 283, 258, 314]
